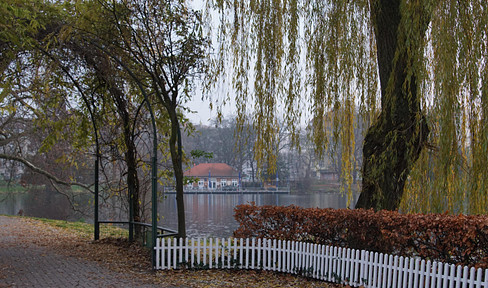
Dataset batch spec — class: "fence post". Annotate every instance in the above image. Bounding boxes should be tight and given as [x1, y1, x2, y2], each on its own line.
[184, 238, 189, 267]
[273, 239, 277, 271]
[286, 240, 291, 273]
[161, 238, 166, 269]
[155, 237, 160, 269]
[209, 238, 213, 269]
[239, 238, 244, 269]
[172, 238, 177, 269]
[251, 238, 256, 269]
[244, 238, 248, 269]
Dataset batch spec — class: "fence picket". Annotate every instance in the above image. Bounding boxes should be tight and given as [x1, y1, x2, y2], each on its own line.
[297, 242, 302, 274]
[209, 238, 213, 269]
[476, 268, 482, 288]
[279, 240, 283, 272]
[398, 256, 409, 287]
[469, 267, 475, 288]
[379, 253, 385, 288]
[412, 258, 420, 288]
[273, 239, 277, 271]
[371, 252, 378, 288]
[439, 261, 445, 288]
[442, 262, 450, 288]
[417, 259, 425, 288]
[251, 238, 255, 269]
[352, 249, 359, 286]
[215, 238, 219, 268]
[167, 238, 172, 268]
[330, 246, 336, 283]
[166, 238, 170, 268]
[359, 250, 366, 286]
[189, 238, 193, 268]
[269, 239, 273, 271]
[463, 266, 470, 288]
[325, 245, 330, 282]
[435, 261, 442, 288]
[313, 244, 319, 279]
[244, 238, 249, 269]
[195, 238, 198, 268]
[322, 245, 327, 281]
[455, 264, 462, 288]
[449, 264, 456, 288]
[385, 254, 392, 288]
[339, 247, 345, 284]
[425, 260, 432, 288]
[257, 238, 262, 269]
[484, 269, 488, 288]
[174, 238, 178, 268]
[390, 255, 397, 288]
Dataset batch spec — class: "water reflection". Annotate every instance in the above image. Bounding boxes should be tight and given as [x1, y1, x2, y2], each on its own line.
[1, 188, 357, 238]
[0, 188, 88, 220]
[158, 193, 358, 238]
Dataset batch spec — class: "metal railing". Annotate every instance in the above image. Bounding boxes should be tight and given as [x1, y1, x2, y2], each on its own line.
[98, 220, 177, 244]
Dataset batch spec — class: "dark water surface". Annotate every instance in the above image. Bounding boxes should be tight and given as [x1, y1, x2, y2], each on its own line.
[158, 192, 358, 238]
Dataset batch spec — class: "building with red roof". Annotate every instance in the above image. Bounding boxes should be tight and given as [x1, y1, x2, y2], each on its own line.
[184, 163, 240, 189]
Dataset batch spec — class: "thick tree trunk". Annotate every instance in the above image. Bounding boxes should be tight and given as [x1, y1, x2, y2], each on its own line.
[355, 0, 429, 210]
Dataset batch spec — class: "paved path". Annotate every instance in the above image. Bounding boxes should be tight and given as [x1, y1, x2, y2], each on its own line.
[0, 216, 159, 288]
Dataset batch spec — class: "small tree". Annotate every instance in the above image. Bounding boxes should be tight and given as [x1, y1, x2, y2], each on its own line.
[95, 0, 209, 238]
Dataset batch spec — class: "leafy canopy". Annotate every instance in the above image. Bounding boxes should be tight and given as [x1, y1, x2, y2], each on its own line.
[207, 0, 488, 213]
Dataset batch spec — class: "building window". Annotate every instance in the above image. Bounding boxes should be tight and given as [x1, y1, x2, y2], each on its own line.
[232, 179, 238, 187]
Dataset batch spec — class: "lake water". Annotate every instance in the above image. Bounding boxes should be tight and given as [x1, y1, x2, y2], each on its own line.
[0, 190, 358, 238]
[159, 192, 358, 238]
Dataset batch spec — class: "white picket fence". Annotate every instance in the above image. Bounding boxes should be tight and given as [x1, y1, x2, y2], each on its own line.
[155, 237, 488, 288]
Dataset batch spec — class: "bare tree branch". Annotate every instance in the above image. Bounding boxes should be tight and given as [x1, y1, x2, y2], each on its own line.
[0, 153, 93, 193]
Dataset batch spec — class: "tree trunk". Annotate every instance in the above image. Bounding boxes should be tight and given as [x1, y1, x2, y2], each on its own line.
[81, 49, 142, 238]
[168, 107, 186, 238]
[108, 84, 141, 239]
[355, 0, 429, 210]
[123, 120, 141, 240]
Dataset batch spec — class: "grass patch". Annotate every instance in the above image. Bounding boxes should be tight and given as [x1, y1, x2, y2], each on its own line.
[0, 184, 28, 194]
[33, 217, 129, 239]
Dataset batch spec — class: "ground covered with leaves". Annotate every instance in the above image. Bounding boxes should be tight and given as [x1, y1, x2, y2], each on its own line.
[1, 216, 343, 287]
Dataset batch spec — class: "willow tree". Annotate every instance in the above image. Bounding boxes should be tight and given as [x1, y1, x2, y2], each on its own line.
[209, 0, 488, 212]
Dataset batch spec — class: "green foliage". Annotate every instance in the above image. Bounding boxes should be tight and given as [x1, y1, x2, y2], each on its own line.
[190, 149, 214, 160]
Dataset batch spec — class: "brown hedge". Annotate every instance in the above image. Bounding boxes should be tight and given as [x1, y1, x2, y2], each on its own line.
[233, 204, 488, 268]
